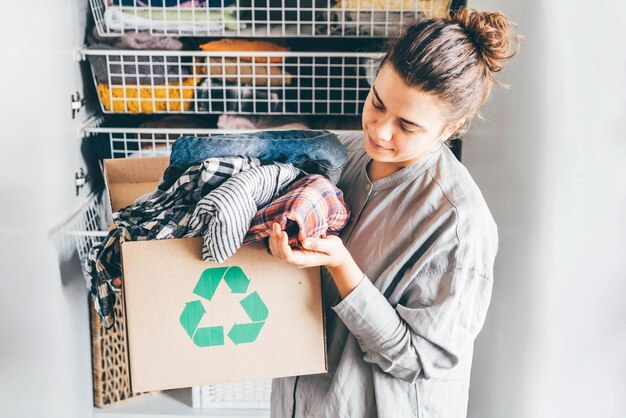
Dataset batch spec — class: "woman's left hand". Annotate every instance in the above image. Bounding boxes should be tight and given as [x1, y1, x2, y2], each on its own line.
[268, 222, 349, 269]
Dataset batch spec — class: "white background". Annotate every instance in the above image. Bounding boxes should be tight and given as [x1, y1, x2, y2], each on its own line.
[0, 0, 625, 417]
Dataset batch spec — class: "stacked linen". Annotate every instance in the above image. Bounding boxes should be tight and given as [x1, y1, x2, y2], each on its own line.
[84, 130, 351, 329]
[106, 0, 233, 6]
[216, 114, 310, 130]
[237, 0, 332, 26]
[87, 28, 187, 85]
[97, 77, 199, 113]
[335, 0, 449, 13]
[325, 0, 450, 36]
[106, 0, 230, 4]
[103, 0, 242, 34]
[194, 39, 292, 112]
[196, 39, 292, 89]
[86, 29, 199, 113]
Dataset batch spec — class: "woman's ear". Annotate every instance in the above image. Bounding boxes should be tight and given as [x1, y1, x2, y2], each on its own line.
[439, 118, 466, 142]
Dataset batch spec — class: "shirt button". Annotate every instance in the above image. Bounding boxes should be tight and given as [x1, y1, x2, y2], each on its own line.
[365, 183, 371, 191]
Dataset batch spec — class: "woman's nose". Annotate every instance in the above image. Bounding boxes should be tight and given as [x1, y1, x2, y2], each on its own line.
[370, 120, 393, 143]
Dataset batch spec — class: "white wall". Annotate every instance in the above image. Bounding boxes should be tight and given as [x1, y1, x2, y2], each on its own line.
[465, 1, 626, 417]
[0, 1, 94, 417]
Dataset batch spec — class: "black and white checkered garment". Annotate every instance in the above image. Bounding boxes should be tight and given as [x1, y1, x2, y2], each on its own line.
[84, 156, 264, 329]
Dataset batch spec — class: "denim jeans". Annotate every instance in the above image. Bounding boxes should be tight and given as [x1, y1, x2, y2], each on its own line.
[170, 130, 347, 184]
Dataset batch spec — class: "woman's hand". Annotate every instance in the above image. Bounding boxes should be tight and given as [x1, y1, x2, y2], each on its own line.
[269, 223, 365, 298]
[268, 222, 349, 269]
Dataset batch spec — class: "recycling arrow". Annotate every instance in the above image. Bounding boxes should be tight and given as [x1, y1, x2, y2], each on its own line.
[228, 322, 264, 345]
[239, 291, 268, 322]
[193, 266, 250, 301]
[179, 266, 268, 347]
[179, 300, 225, 347]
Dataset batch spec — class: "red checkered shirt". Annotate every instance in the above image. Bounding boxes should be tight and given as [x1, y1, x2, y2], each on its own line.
[243, 174, 351, 248]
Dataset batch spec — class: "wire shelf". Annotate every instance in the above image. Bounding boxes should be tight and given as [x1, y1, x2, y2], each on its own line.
[84, 123, 362, 158]
[65, 194, 110, 265]
[84, 49, 381, 115]
[90, 0, 451, 38]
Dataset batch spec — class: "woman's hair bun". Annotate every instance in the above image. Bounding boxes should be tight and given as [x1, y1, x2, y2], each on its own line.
[450, 8, 519, 73]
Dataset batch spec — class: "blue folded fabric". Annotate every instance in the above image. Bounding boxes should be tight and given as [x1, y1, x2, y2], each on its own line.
[170, 130, 347, 184]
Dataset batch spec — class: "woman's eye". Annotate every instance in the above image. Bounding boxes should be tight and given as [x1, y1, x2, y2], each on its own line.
[400, 124, 412, 133]
[372, 99, 384, 111]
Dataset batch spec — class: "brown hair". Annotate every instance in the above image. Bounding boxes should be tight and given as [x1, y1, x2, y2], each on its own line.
[381, 8, 520, 138]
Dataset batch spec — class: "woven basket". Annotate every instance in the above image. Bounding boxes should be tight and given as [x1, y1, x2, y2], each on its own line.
[89, 291, 150, 408]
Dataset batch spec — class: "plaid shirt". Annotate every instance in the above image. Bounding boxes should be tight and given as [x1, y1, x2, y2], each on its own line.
[244, 174, 351, 249]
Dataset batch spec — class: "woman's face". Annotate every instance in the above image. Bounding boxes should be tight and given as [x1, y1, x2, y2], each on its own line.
[362, 63, 458, 168]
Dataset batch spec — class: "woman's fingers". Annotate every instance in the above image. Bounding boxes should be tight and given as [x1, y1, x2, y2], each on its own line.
[269, 223, 293, 262]
[268, 223, 281, 257]
[296, 250, 331, 268]
[302, 235, 340, 254]
[269, 224, 342, 268]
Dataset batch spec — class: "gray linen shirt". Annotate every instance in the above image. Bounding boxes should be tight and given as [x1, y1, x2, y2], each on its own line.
[271, 132, 498, 418]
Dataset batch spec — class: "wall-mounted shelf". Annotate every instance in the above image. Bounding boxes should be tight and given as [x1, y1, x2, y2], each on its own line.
[90, 0, 451, 38]
[83, 49, 381, 115]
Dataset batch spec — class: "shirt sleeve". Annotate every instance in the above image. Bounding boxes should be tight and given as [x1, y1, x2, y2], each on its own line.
[331, 267, 493, 383]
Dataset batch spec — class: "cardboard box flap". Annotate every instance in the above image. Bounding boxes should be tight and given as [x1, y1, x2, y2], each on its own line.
[104, 157, 169, 211]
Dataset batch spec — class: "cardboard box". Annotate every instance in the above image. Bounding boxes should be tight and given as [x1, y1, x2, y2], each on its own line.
[104, 157, 327, 393]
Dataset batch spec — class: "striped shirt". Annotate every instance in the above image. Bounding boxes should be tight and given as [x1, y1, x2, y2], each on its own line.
[188, 163, 300, 262]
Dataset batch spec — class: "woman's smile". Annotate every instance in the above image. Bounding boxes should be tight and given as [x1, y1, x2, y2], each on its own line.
[366, 133, 393, 152]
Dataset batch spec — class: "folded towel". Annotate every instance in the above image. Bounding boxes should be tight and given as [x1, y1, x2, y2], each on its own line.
[217, 114, 310, 130]
[87, 26, 184, 50]
[194, 57, 291, 86]
[199, 39, 289, 64]
[336, 0, 449, 15]
[97, 77, 198, 113]
[106, 0, 234, 6]
[104, 6, 240, 33]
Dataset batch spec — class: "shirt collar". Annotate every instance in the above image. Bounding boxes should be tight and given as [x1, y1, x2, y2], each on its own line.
[362, 145, 444, 191]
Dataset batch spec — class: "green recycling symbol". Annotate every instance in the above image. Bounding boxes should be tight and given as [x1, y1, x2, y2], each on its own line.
[179, 266, 268, 347]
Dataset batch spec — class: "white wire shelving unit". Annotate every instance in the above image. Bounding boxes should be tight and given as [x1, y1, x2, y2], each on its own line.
[90, 0, 451, 37]
[82, 49, 382, 115]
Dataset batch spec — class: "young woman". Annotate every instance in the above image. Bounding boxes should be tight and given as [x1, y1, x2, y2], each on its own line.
[269, 8, 519, 418]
